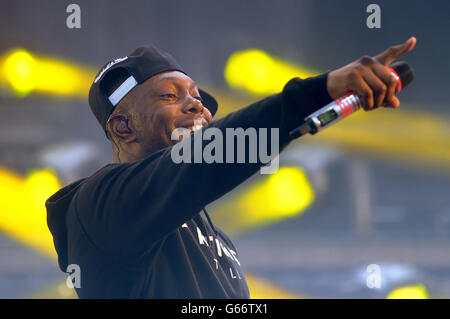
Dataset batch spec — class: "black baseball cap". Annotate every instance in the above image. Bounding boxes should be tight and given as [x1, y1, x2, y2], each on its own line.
[88, 45, 218, 136]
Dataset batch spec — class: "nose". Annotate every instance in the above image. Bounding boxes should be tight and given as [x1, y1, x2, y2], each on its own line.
[182, 96, 204, 115]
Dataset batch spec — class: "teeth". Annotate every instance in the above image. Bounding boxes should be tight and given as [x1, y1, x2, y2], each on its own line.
[192, 120, 203, 132]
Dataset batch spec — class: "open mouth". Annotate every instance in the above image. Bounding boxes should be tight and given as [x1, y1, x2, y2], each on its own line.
[171, 118, 209, 141]
[187, 121, 203, 134]
[183, 118, 208, 135]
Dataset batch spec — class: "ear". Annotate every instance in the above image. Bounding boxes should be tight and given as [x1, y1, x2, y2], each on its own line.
[107, 115, 137, 143]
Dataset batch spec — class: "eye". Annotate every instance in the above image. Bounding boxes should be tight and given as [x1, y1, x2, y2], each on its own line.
[160, 93, 176, 99]
[194, 96, 203, 102]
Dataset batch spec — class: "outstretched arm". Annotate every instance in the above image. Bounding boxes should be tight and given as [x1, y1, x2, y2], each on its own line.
[75, 37, 416, 258]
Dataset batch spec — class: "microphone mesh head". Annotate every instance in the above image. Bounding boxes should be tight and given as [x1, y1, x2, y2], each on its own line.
[391, 61, 414, 88]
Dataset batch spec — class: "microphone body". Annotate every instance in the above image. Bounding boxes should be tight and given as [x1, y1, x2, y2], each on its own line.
[289, 62, 413, 139]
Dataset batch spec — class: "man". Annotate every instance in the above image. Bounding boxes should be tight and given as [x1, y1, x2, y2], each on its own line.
[46, 38, 416, 298]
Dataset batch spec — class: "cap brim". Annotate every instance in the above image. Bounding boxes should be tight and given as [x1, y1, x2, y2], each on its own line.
[199, 88, 218, 117]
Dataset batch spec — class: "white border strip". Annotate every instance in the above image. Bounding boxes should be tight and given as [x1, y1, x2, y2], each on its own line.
[108, 76, 138, 106]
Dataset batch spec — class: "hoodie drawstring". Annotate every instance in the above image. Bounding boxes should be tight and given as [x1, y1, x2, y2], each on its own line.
[202, 208, 218, 237]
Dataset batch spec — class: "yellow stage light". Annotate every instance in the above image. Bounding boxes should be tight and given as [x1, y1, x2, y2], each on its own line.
[2, 49, 37, 96]
[386, 284, 429, 299]
[224, 49, 319, 95]
[0, 48, 95, 98]
[239, 166, 315, 226]
[0, 167, 61, 259]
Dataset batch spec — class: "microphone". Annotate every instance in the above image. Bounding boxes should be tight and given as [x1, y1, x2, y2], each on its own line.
[289, 61, 414, 139]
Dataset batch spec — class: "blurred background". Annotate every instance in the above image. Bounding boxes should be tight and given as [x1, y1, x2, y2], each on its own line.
[0, 0, 449, 298]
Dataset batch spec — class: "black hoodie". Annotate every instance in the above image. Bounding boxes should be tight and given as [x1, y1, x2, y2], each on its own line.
[46, 74, 331, 298]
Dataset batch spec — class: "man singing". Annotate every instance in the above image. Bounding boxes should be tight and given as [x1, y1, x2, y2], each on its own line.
[46, 38, 416, 298]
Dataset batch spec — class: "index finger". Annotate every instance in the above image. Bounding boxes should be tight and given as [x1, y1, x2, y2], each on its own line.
[374, 37, 416, 65]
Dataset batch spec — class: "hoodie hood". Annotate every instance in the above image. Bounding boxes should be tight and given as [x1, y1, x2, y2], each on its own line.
[46, 178, 86, 272]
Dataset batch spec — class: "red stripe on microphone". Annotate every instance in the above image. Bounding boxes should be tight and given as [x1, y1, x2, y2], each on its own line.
[389, 67, 402, 93]
[342, 99, 349, 116]
[346, 98, 353, 114]
[342, 97, 349, 117]
[345, 94, 353, 116]
[337, 101, 346, 118]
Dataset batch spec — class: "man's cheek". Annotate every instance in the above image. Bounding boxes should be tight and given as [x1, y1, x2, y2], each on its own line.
[162, 124, 177, 145]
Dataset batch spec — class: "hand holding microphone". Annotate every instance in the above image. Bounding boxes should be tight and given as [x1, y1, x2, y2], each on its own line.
[290, 37, 417, 138]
